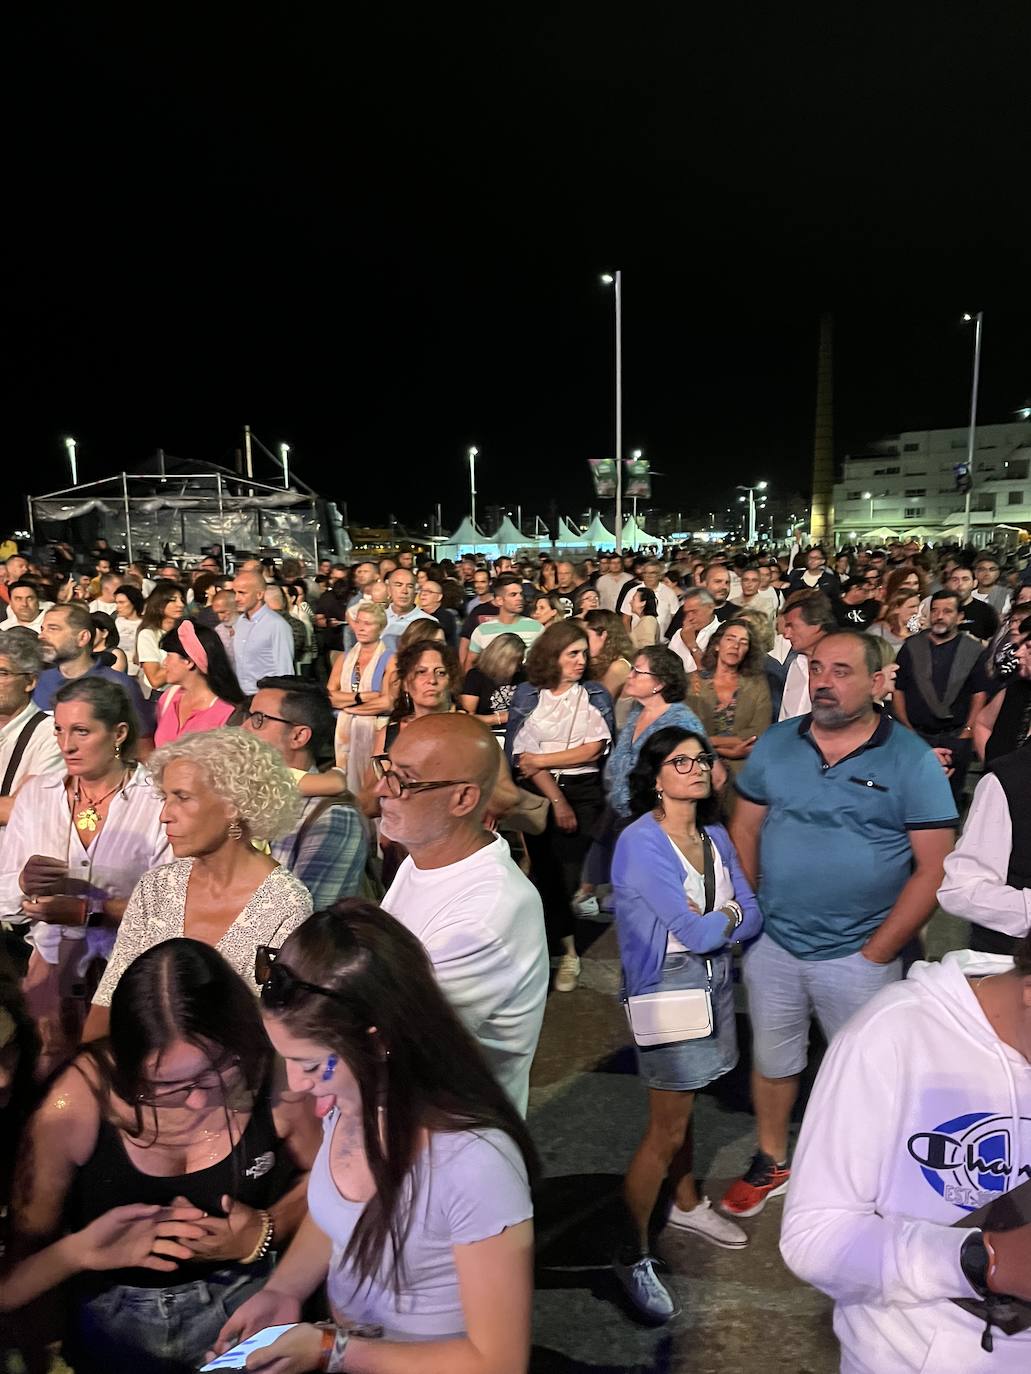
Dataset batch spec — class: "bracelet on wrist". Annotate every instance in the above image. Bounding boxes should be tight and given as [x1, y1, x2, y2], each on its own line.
[318, 1325, 350, 1373]
[241, 1210, 274, 1265]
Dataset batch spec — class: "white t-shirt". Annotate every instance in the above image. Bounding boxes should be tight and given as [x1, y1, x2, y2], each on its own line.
[115, 616, 142, 675]
[666, 834, 733, 952]
[381, 835, 549, 1115]
[135, 625, 165, 698]
[738, 587, 780, 620]
[596, 571, 634, 612]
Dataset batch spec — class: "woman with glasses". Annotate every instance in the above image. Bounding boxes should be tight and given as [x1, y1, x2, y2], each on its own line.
[84, 729, 311, 1041]
[328, 600, 395, 793]
[2, 939, 319, 1374]
[610, 727, 762, 1322]
[153, 621, 244, 747]
[0, 676, 170, 1077]
[210, 903, 536, 1370]
[504, 621, 614, 992]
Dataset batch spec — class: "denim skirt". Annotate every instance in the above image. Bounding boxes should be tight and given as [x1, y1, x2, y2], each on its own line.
[634, 949, 737, 1092]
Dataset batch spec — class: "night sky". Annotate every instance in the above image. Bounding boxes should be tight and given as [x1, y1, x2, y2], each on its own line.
[9, 5, 1030, 536]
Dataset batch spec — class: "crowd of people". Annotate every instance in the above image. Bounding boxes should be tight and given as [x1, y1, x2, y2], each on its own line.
[0, 532, 1028, 1374]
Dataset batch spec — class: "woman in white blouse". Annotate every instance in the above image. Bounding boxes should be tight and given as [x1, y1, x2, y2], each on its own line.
[506, 620, 614, 993]
[0, 676, 170, 1075]
[85, 728, 312, 1040]
[134, 583, 186, 698]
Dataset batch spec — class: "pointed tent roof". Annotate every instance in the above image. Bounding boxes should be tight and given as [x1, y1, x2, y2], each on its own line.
[583, 514, 616, 548]
[448, 516, 490, 546]
[489, 515, 533, 551]
[554, 517, 585, 548]
[432, 515, 499, 560]
[619, 515, 649, 548]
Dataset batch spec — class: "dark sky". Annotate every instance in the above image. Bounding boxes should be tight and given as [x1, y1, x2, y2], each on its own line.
[9, 5, 1030, 534]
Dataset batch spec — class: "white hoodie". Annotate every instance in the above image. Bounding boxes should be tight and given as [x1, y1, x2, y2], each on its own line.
[781, 951, 1030, 1373]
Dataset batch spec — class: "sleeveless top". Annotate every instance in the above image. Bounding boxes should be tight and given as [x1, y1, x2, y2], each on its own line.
[68, 1081, 295, 1291]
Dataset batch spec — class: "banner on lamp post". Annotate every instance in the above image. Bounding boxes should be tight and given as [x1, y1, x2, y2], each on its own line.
[624, 456, 651, 498]
[588, 459, 617, 498]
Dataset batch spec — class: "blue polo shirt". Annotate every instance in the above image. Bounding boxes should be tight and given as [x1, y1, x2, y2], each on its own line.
[735, 712, 957, 959]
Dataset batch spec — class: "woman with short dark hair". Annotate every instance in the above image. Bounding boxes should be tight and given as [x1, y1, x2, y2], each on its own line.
[2, 939, 319, 1373]
[611, 727, 762, 1321]
[211, 904, 536, 1368]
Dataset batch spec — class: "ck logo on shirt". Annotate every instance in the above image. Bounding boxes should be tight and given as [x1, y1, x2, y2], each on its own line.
[908, 1111, 1031, 1211]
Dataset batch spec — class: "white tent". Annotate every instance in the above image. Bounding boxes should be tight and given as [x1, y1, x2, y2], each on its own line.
[582, 514, 616, 549]
[433, 516, 499, 561]
[619, 515, 651, 548]
[489, 515, 534, 554]
[553, 517, 585, 549]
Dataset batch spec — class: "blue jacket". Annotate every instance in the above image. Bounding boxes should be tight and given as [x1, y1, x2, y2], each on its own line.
[612, 813, 763, 996]
[503, 680, 616, 764]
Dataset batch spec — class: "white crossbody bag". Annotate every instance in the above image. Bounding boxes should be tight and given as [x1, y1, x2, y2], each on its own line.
[624, 832, 716, 1046]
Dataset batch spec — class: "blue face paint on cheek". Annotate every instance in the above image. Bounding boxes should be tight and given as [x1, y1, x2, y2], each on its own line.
[321, 1055, 338, 1082]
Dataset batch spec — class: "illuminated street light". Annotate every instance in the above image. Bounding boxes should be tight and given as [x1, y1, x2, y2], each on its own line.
[601, 271, 623, 550]
[279, 442, 290, 490]
[64, 436, 78, 485]
[960, 312, 983, 547]
[468, 446, 479, 528]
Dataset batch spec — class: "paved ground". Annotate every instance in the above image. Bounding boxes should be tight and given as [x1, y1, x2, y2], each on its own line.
[526, 909, 969, 1374]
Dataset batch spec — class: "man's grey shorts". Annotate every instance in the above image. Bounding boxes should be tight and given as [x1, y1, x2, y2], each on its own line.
[742, 932, 902, 1078]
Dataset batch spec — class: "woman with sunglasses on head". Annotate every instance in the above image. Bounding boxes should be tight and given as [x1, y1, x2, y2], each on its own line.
[83, 729, 311, 1042]
[153, 620, 244, 747]
[610, 727, 762, 1323]
[211, 903, 536, 1374]
[2, 939, 319, 1374]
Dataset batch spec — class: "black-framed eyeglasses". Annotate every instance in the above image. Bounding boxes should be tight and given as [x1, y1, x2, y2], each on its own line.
[0, 669, 31, 680]
[629, 666, 658, 678]
[256, 945, 351, 1009]
[244, 708, 297, 731]
[371, 755, 468, 798]
[135, 1050, 241, 1106]
[661, 752, 716, 775]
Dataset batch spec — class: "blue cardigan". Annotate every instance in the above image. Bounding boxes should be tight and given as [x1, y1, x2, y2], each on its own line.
[612, 813, 763, 996]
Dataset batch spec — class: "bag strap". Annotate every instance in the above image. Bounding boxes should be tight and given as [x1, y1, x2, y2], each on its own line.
[701, 827, 716, 914]
[1, 711, 48, 796]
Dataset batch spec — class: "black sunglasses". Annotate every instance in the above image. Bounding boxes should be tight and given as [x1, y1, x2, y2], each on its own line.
[255, 944, 353, 1010]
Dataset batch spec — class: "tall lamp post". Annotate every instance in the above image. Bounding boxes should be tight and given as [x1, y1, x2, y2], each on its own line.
[961, 311, 983, 549]
[64, 436, 78, 486]
[630, 448, 642, 521]
[468, 446, 478, 529]
[736, 480, 767, 545]
[862, 490, 875, 525]
[601, 272, 622, 552]
[279, 443, 290, 491]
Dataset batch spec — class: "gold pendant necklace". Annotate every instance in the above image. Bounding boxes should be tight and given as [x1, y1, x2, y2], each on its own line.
[74, 774, 126, 832]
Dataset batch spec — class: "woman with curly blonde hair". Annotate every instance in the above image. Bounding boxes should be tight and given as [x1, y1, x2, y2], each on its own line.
[84, 729, 312, 1039]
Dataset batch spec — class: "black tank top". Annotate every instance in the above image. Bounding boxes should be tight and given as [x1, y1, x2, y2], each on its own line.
[68, 1084, 295, 1289]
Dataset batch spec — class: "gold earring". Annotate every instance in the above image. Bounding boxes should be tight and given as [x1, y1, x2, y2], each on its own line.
[227, 819, 243, 841]
[656, 788, 663, 801]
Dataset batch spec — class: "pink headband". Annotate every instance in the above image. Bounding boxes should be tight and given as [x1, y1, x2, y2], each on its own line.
[177, 618, 209, 674]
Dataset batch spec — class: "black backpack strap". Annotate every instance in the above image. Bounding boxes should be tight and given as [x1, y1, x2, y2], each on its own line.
[1, 711, 48, 796]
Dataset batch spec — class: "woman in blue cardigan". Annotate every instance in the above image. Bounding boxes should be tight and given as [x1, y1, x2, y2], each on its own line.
[610, 725, 762, 1323]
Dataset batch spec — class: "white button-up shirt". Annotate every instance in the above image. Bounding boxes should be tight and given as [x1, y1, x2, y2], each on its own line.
[0, 702, 63, 814]
[0, 764, 171, 963]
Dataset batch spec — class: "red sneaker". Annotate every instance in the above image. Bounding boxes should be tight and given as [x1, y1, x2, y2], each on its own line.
[720, 1151, 791, 1218]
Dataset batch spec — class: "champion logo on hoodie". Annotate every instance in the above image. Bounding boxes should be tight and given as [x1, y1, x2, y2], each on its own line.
[908, 1110, 1031, 1211]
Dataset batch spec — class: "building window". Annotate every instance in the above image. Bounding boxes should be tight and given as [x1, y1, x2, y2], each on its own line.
[904, 470, 927, 476]
[903, 443, 920, 452]
[873, 466, 900, 476]
[1008, 491, 1024, 506]
[904, 488, 927, 497]
[904, 507, 924, 518]
[1007, 460, 1029, 480]
[846, 491, 862, 500]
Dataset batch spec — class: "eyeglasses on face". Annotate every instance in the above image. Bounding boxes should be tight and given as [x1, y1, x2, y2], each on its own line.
[371, 755, 468, 798]
[136, 1050, 241, 1106]
[661, 752, 716, 775]
[0, 669, 31, 680]
[629, 666, 658, 678]
[244, 708, 297, 731]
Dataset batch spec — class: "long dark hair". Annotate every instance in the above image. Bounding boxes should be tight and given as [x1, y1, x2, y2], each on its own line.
[388, 641, 462, 723]
[161, 621, 245, 705]
[627, 726, 723, 824]
[140, 583, 185, 634]
[80, 939, 271, 1146]
[263, 903, 538, 1288]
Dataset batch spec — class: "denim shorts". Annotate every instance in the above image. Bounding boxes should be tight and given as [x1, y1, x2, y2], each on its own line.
[742, 932, 902, 1079]
[64, 1261, 273, 1374]
[634, 950, 738, 1092]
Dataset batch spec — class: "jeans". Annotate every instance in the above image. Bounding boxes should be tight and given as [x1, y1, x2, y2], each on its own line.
[742, 933, 902, 1078]
[634, 950, 738, 1091]
[64, 1262, 273, 1374]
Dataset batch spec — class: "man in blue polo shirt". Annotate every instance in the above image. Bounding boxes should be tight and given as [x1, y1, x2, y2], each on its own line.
[721, 631, 957, 1220]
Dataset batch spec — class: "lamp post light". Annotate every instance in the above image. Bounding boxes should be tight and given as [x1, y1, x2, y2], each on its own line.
[961, 312, 984, 548]
[279, 443, 290, 490]
[601, 271, 623, 552]
[64, 436, 78, 485]
[468, 446, 478, 529]
[862, 490, 875, 524]
[630, 447, 642, 520]
[736, 480, 767, 545]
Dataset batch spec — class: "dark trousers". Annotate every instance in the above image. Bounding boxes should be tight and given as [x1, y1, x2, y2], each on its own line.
[916, 730, 973, 806]
[524, 772, 605, 951]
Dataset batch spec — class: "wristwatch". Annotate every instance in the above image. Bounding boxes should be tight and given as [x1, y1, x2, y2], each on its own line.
[721, 900, 744, 941]
[959, 1231, 991, 1297]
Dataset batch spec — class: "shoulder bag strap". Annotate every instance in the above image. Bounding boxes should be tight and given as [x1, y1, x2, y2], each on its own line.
[1, 711, 48, 796]
[701, 826, 716, 914]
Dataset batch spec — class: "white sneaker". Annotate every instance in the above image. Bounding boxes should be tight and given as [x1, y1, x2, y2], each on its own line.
[612, 1255, 679, 1323]
[571, 890, 600, 917]
[554, 953, 581, 992]
[666, 1197, 748, 1249]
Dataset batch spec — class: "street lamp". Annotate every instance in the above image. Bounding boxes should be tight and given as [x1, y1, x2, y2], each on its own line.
[961, 312, 984, 548]
[64, 436, 78, 485]
[736, 481, 768, 545]
[630, 448, 642, 521]
[601, 271, 623, 552]
[468, 446, 479, 529]
[279, 443, 290, 491]
[862, 490, 875, 523]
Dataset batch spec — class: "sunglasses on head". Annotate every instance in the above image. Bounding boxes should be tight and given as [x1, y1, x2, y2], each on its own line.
[255, 945, 351, 1010]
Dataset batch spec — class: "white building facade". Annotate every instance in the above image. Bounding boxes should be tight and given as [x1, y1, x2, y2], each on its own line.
[833, 420, 1031, 547]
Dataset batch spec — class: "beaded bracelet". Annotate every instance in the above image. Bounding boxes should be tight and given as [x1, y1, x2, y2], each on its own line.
[240, 1210, 274, 1265]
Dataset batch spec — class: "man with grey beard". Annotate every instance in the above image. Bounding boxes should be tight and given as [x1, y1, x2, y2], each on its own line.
[720, 631, 958, 1220]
